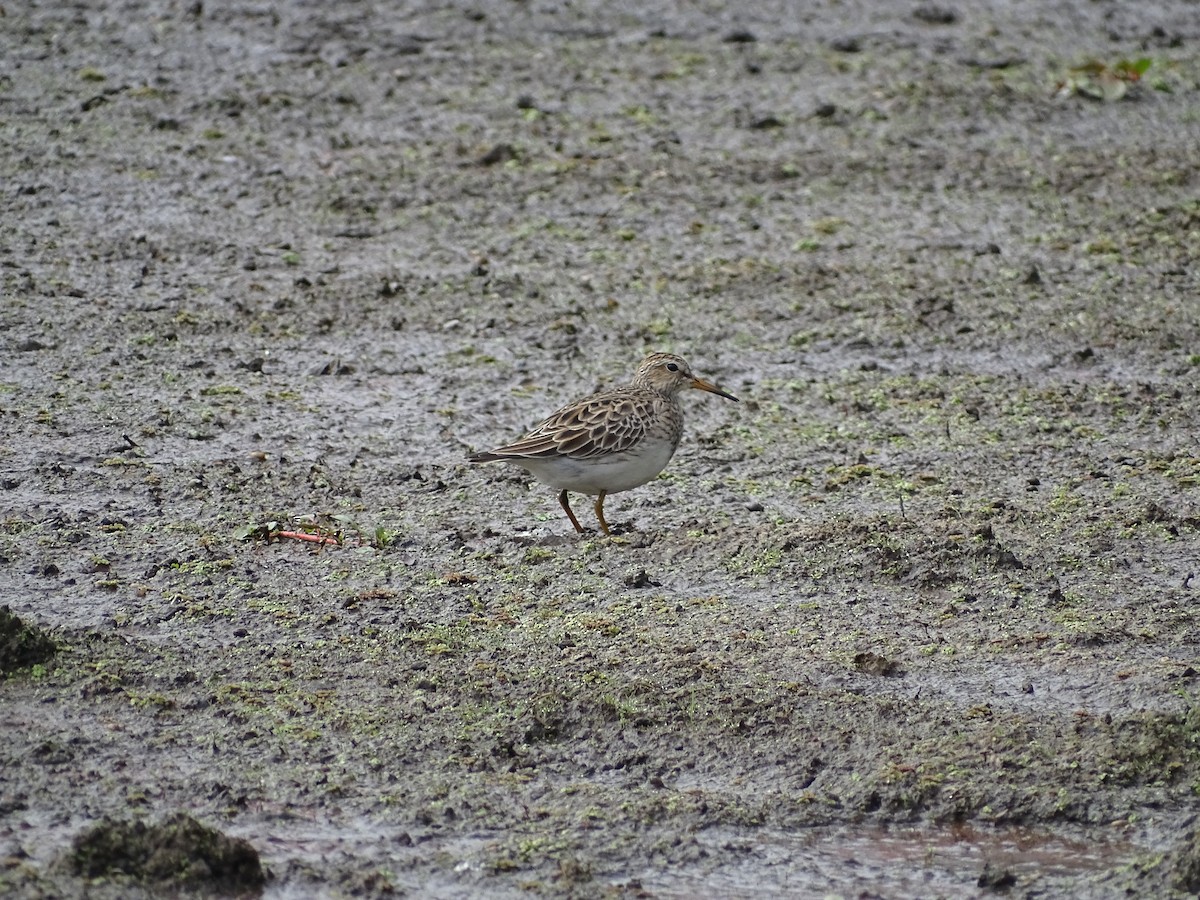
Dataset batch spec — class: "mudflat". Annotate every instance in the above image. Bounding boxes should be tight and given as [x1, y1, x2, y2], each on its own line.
[2, 1, 1199, 896]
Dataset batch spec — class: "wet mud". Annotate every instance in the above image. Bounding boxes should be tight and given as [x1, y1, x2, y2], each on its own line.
[2, 0, 1200, 897]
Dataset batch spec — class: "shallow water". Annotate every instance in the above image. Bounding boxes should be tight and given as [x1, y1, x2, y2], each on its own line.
[629, 823, 1134, 898]
[232, 817, 1136, 898]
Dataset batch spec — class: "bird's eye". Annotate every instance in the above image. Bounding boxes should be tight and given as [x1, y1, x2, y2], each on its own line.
[666, 362, 680, 372]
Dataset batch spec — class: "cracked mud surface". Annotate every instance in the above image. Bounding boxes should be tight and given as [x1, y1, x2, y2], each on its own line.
[2, 1, 1200, 896]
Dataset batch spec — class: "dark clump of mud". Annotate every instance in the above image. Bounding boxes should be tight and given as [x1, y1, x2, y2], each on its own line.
[0, 606, 55, 675]
[64, 813, 264, 896]
[1170, 825, 1200, 895]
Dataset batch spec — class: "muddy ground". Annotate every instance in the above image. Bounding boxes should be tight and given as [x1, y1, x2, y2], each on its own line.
[3, 0, 1200, 897]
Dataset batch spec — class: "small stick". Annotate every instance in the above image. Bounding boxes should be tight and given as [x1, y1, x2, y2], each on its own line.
[276, 530, 341, 546]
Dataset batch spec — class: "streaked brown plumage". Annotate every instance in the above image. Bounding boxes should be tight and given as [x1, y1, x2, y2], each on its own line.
[469, 353, 738, 534]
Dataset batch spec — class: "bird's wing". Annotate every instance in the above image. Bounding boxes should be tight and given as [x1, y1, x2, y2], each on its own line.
[480, 389, 654, 460]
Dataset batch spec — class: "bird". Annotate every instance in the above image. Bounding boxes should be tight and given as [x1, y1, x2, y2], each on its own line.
[468, 352, 738, 535]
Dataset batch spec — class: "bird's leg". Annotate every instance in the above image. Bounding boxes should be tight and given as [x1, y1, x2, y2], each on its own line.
[593, 490, 611, 536]
[559, 489, 586, 533]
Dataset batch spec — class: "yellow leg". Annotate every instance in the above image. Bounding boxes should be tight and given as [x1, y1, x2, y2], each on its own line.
[593, 490, 611, 536]
[558, 489, 585, 533]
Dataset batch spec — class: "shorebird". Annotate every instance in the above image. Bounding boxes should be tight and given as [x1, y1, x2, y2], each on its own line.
[468, 352, 738, 534]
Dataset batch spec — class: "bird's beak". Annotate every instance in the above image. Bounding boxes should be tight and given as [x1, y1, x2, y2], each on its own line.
[691, 377, 739, 402]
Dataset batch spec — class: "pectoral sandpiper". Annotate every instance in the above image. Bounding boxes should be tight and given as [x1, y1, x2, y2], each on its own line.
[468, 352, 738, 535]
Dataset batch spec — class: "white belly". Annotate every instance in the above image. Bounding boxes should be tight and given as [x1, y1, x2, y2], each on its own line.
[517, 439, 677, 495]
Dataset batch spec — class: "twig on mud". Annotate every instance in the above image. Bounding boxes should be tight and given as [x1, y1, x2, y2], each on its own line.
[236, 517, 344, 547]
[236, 514, 398, 549]
[275, 530, 342, 546]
